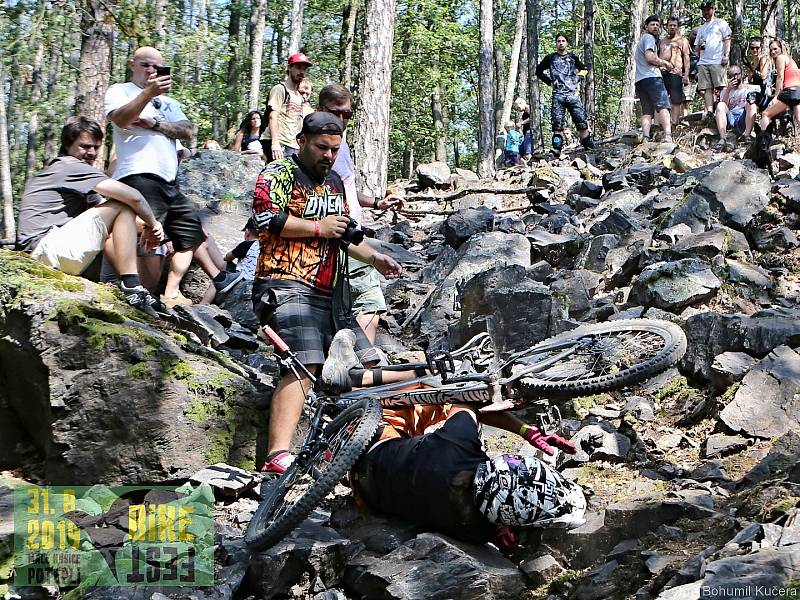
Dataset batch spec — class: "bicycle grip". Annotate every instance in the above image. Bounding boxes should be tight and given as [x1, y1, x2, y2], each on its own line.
[262, 325, 290, 353]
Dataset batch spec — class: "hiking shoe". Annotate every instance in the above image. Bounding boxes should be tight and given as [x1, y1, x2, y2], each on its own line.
[214, 270, 244, 294]
[260, 451, 294, 475]
[160, 291, 193, 309]
[713, 138, 728, 151]
[321, 329, 362, 393]
[119, 283, 168, 317]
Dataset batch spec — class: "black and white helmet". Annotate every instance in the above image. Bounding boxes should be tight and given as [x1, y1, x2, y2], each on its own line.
[473, 454, 587, 527]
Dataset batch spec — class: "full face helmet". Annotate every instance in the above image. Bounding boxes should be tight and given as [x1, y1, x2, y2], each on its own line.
[473, 454, 587, 528]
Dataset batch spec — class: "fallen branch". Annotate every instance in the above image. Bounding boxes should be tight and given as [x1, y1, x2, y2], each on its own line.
[406, 185, 543, 203]
[399, 204, 532, 217]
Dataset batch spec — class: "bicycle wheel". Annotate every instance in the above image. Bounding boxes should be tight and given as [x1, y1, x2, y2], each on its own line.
[245, 397, 381, 552]
[508, 319, 686, 396]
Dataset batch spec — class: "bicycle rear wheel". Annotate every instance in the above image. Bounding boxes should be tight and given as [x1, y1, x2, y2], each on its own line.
[509, 319, 686, 396]
[245, 397, 381, 552]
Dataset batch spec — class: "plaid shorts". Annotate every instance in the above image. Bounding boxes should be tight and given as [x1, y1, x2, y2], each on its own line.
[252, 280, 378, 368]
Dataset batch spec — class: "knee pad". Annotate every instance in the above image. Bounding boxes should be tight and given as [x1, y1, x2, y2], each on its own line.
[552, 134, 564, 152]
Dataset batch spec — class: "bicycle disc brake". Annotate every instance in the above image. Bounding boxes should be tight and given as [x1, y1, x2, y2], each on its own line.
[534, 404, 563, 435]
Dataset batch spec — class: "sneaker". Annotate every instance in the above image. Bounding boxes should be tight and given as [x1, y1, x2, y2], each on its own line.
[522, 426, 577, 456]
[320, 329, 362, 392]
[119, 283, 168, 317]
[160, 291, 193, 309]
[260, 451, 295, 475]
[214, 270, 244, 294]
[713, 138, 727, 151]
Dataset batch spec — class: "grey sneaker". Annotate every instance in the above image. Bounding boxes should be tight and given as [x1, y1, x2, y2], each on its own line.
[214, 270, 244, 294]
[119, 282, 168, 317]
[321, 329, 362, 392]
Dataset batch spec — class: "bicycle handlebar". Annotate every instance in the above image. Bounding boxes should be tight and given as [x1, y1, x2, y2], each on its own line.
[262, 324, 290, 353]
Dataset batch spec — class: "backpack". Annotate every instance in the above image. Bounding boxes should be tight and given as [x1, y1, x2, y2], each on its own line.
[264, 83, 291, 136]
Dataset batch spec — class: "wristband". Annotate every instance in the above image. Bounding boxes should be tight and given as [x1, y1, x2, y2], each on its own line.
[373, 197, 380, 209]
[314, 221, 321, 238]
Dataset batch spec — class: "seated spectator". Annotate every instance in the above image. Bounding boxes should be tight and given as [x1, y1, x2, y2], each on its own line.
[758, 38, 800, 133]
[232, 110, 265, 154]
[714, 66, 758, 148]
[502, 121, 523, 166]
[200, 218, 259, 304]
[15, 116, 167, 316]
[203, 139, 222, 150]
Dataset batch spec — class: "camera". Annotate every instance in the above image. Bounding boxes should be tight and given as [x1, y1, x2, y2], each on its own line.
[341, 217, 365, 245]
[155, 65, 171, 77]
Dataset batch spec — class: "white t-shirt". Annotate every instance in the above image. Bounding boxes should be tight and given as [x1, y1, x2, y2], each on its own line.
[332, 137, 362, 225]
[721, 84, 757, 111]
[696, 18, 732, 65]
[104, 82, 189, 181]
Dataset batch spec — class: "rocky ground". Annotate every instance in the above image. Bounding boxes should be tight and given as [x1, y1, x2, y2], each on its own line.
[2, 134, 800, 599]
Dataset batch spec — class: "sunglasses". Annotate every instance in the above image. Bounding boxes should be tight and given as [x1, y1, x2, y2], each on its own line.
[324, 107, 353, 119]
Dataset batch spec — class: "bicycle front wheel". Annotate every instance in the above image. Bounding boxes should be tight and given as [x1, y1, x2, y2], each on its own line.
[509, 319, 687, 396]
[245, 397, 381, 552]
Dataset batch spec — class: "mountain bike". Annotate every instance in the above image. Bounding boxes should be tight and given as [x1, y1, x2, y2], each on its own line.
[244, 318, 687, 552]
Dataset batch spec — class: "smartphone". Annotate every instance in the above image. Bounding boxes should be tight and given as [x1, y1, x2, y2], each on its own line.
[155, 65, 171, 77]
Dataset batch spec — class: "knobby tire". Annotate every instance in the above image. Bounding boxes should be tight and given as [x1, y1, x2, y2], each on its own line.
[245, 397, 381, 552]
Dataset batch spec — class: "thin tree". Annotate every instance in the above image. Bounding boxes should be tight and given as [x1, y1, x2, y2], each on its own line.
[288, 0, 305, 55]
[25, 41, 45, 183]
[525, 0, 543, 148]
[74, 0, 115, 145]
[249, 0, 267, 109]
[501, 0, 526, 127]
[583, 0, 595, 126]
[616, 0, 647, 133]
[154, 0, 167, 42]
[477, 0, 495, 178]
[732, 0, 745, 67]
[431, 55, 448, 162]
[339, 0, 359, 88]
[0, 58, 14, 240]
[354, 0, 397, 195]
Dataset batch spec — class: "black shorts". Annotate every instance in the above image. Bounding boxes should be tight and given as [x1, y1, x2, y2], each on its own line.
[252, 279, 377, 368]
[119, 174, 205, 252]
[777, 87, 800, 107]
[635, 77, 672, 116]
[662, 73, 685, 104]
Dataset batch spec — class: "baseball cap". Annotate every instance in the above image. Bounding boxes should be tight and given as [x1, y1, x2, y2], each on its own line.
[242, 218, 257, 231]
[288, 52, 313, 66]
[298, 112, 344, 137]
[700, 1, 714, 8]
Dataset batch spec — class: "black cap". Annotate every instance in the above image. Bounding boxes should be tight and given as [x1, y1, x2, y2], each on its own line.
[243, 218, 257, 231]
[297, 112, 344, 138]
[700, 1, 714, 8]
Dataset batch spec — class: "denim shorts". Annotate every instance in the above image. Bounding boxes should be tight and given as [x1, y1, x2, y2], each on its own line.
[635, 77, 672, 116]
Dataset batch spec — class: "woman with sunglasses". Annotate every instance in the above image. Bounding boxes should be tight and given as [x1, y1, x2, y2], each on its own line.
[759, 38, 800, 132]
[232, 110, 265, 154]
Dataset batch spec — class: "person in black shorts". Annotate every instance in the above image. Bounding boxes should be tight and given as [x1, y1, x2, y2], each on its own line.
[659, 16, 691, 125]
[351, 404, 587, 548]
[634, 16, 675, 142]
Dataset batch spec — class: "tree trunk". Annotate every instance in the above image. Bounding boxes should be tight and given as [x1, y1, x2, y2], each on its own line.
[501, 0, 526, 127]
[452, 139, 460, 168]
[516, 29, 528, 101]
[0, 54, 14, 240]
[75, 1, 115, 131]
[25, 41, 45, 182]
[653, 0, 663, 21]
[583, 0, 595, 126]
[493, 47, 506, 137]
[353, 0, 397, 195]
[477, 0, 495, 179]
[763, 0, 777, 40]
[777, 0, 785, 38]
[525, 0, 542, 148]
[431, 80, 448, 162]
[227, 1, 242, 114]
[43, 30, 62, 163]
[339, 0, 359, 88]
[155, 0, 168, 42]
[731, 0, 745, 67]
[288, 0, 305, 55]
[403, 143, 414, 179]
[249, 0, 267, 110]
[616, 0, 647, 133]
[194, 0, 208, 83]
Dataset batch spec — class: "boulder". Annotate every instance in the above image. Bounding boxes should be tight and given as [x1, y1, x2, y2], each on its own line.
[710, 352, 758, 388]
[216, 279, 259, 329]
[0, 252, 268, 484]
[701, 546, 800, 598]
[673, 227, 750, 259]
[519, 554, 564, 586]
[416, 161, 451, 188]
[578, 234, 620, 272]
[660, 191, 713, 233]
[672, 152, 702, 173]
[719, 345, 800, 439]
[549, 269, 602, 317]
[589, 208, 641, 236]
[344, 532, 526, 600]
[528, 228, 584, 268]
[630, 258, 721, 312]
[696, 160, 772, 230]
[441, 206, 495, 249]
[775, 179, 800, 212]
[705, 434, 749, 458]
[569, 421, 631, 463]
[603, 187, 645, 214]
[726, 259, 773, 289]
[453, 168, 480, 186]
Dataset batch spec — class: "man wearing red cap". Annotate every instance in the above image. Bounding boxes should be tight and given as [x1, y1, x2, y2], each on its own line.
[265, 53, 313, 162]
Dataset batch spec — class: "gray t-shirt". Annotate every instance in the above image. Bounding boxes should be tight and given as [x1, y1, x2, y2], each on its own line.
[635, 33, 662, 82]
[16, 156, 107, 252]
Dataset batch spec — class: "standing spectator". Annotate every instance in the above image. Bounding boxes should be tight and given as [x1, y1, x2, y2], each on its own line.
[265, 53, 313, 162]
[502, 121, 523, 166]
[659, 16, 691, 125]
[535, 33, 595, 156]
[513, 97, 533, 160]
[694, 1, 731, 119]
[635, 16, 675, 142]
[104, 46, 243, 309]
[232, 110, 265, 153]
[714, 66, 758, 149]
[320, 83, 404, 345]
[15, 116, 167, 316]
[298, 79, 314, 115]
[759, 38, 800, 132]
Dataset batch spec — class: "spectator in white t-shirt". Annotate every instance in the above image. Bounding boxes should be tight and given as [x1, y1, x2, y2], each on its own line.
[714, 65, 758, 149]
[694, 1, 732, 117]
[104, 46, 243, 308]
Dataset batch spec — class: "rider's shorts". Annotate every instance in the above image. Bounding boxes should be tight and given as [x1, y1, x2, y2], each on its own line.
[551, 94, 589, 132]
[349, 264, 388, 316]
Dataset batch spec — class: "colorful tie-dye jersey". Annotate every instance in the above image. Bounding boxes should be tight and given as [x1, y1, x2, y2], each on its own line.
[252, 157, 347, 293]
